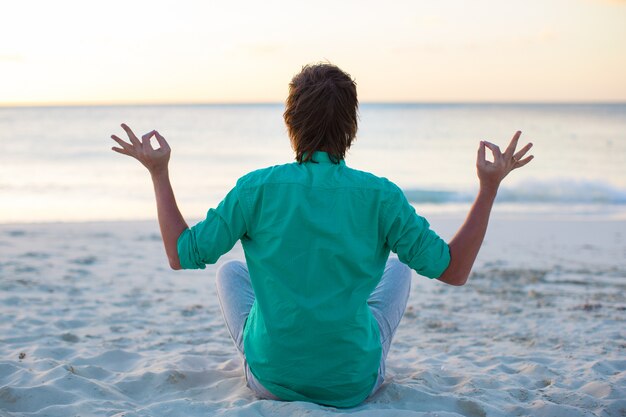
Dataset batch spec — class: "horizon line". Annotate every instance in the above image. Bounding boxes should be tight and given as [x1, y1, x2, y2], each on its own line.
[1, 99, 626, 109]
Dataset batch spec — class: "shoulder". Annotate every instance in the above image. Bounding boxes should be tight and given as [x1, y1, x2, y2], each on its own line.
[235, 162, 303, 189]
[235, 160, 406, 198]
[342, 165, 405, 197]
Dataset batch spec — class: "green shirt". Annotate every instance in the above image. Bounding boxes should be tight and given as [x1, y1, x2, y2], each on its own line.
[177, 151, 450, 407]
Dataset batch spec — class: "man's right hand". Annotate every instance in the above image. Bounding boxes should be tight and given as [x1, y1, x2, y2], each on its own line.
[437, 131, 534, 286]
[477, 131, 534, 193]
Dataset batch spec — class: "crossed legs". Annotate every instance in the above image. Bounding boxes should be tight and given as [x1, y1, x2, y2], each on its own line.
[215, 257, 412, 400]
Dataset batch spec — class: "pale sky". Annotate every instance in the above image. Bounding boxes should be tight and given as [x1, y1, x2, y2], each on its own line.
[1, 0, 625, 105]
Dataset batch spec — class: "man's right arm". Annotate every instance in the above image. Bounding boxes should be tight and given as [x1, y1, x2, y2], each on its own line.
[437, 131, 533, 286]
[437, 186, 496, 286]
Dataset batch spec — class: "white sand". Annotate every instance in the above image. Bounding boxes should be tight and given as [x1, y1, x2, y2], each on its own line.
[0, 213, 625, 416]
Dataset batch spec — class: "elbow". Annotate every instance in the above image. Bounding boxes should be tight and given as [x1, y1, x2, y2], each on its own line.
[449, 275, 468, 286]
[168, 257, 182, 270]
[437, 270, 469, 286]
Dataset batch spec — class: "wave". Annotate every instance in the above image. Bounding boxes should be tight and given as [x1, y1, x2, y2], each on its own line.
[403, 179, 626, 205]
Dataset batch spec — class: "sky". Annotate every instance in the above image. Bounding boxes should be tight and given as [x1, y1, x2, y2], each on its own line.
[1, 0, 625, 105]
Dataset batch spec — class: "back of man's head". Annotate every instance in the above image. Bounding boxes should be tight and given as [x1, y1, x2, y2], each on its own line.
[284, 63, 358, 164]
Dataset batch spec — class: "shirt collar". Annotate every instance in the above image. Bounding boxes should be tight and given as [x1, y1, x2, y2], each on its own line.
[309, 151, 346, 165]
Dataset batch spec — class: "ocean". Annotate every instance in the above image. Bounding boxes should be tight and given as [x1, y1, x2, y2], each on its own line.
[1, 103, 625, 223]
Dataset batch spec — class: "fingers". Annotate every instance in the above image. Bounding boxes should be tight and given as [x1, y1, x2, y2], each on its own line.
[512, 141, 534, 170]
[154, 131, 170, 151]
[477, 141, 487, 166]
[142, 130, 156, 151]
[141, 131, 155, 141]
[504, 130, 522, 159]
[111, 125, 170, 172]
[514, 155, 534, 168]
[514, 142, 533, 160]
[483, 141, 502, 160]
[121, 123, 141, 146]
[111, 146, 131, 156]
[110, 134, 133, 152]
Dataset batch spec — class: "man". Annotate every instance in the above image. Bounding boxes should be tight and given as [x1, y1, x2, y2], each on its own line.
[111, 63, 533, 408]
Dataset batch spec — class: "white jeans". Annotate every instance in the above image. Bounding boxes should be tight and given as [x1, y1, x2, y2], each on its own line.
[215, 256, 412, 402]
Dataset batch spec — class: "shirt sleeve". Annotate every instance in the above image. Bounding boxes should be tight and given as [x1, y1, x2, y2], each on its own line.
[384, 188, 450, 278]
[177, 186, 247, 269]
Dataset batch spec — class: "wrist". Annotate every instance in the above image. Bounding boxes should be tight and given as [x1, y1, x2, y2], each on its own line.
[478, 183, 498, 200]
[150, 166, 169, 180]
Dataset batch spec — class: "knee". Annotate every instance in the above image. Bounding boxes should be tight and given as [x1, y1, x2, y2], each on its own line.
[216, 260, 248, 285]
[387, 257, 411, 279]
[386, 257, 412, 288]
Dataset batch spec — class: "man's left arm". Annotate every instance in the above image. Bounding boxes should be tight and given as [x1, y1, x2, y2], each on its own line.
[111, 123, 187, 269]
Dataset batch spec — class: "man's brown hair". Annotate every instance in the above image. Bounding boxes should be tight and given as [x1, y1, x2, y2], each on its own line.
[284, 63, 358, 164]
